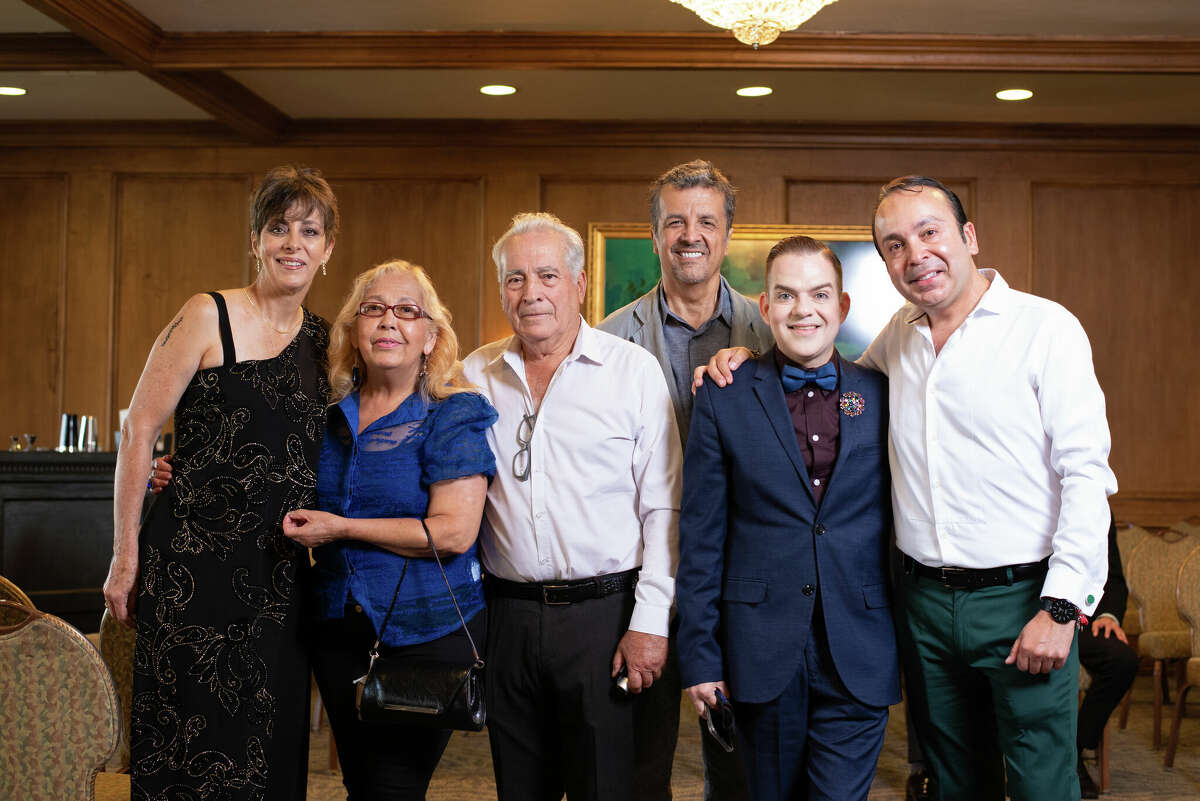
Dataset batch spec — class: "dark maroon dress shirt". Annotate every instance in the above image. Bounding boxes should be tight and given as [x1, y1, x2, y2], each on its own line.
[775, 348, 841, 505]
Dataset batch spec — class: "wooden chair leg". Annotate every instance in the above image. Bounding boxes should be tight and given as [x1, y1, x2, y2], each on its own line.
[1099, 720, 1111, 792]
[1164, 682, 1193, 768]
[1118, 685, 1132, 730]
[1153, 659, 1164, 749]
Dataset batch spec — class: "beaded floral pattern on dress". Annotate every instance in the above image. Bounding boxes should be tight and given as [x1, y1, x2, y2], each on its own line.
[132, 307, 328, 801]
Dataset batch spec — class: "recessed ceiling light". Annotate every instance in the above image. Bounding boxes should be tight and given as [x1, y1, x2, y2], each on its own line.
[0, 87, 27, 97]
[736, 86, 773, 97]
[480, 85, 517, 96]
[995, 88, 1033, 101]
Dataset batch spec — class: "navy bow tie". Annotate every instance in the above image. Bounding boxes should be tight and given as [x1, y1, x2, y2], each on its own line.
[781, 361, 837, 393]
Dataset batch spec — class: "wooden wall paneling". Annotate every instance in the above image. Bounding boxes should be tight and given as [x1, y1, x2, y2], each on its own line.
[324, 178, 484, 353]
[112, 174, 253, 427]
[541, 177, 652, 238]
[785, 178, 974, 228]
[1031, 182, 1200, 520]
[971, 177, 1031, 292]
[480, 171, 541, 345]
[0, 175, 68, 449]
[62, 171, 116, 445]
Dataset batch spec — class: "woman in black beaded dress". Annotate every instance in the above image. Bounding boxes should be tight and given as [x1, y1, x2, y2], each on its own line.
[103, 165, 338, 800]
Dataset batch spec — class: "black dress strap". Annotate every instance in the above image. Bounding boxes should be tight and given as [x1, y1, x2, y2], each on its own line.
[206, 291, 237, 366]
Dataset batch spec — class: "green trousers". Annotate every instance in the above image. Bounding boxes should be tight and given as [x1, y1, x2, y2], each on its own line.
[900, 570, 1080, 801]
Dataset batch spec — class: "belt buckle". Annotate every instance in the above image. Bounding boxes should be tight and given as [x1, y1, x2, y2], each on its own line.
[541, 583, 572, 605]
[938, 566, 967, 587]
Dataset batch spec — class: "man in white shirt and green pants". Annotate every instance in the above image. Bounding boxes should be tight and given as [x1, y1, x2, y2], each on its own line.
[861, 176, 1118, 800]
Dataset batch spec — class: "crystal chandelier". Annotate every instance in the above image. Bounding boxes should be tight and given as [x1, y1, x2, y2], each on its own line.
[671, 0, 841, 48]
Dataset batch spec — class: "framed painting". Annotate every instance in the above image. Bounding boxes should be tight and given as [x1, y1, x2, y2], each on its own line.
[585, 223, 906, 361]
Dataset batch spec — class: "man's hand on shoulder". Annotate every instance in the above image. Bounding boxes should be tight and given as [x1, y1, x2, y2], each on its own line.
[1005, 610, 1075, 674]
[611, 630, 668, 693]
[691, 346, 755, 394]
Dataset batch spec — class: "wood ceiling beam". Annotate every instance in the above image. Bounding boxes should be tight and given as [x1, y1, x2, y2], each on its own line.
[0, 33, 120, 70]
[4, 31, 1199, 74]
[17, 0, 289, 143]
[157, 31, 1200, 74]
[0, 118, 1196, 153]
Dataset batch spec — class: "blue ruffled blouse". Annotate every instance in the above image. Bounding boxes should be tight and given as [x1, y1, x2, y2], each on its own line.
[310, 389, 498, 647]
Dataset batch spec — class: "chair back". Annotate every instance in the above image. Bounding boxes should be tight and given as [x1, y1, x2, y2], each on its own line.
[1116, 525, 1149, 635]
[0, 600, 120, 800]
[1171, 517, 1200, 539]
[1126, 531, 1198, 633]
[0, 575, 35, 626]
[1177, 548, 1200, 657]
[99, 608, 136, 772]
[0, 574, 33, 607]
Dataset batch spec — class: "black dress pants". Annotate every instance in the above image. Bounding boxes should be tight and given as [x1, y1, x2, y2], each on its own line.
[486, 589, 638, 801]
[311, 604, 488, 801]
[1077, 625, 1139, 750]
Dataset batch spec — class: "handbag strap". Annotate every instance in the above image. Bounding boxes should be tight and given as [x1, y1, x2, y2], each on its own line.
[369, 519, 483, 667]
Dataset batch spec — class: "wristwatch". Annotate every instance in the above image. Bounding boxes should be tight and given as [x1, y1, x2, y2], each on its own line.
[1041, 596, 1079, 625]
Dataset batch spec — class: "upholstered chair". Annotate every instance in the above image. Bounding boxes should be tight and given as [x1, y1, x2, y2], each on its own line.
[1125, 531, 1200, 749]
[1164, 547, 1200, 768]
[0, 600, 129, 800]
[1115, 523, 1148, 730]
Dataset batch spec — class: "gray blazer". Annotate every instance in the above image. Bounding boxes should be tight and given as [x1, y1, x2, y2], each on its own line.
[597, 276, 774, 431]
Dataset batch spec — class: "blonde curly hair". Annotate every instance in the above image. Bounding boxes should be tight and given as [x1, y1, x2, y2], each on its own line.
[327, 259, 473, 404]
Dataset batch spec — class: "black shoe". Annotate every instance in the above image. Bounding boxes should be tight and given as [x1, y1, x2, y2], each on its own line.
[1077, 757, 1100, 799]
[906, 768, 933, 801]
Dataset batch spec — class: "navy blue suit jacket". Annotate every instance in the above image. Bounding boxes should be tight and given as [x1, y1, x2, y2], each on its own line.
[677, 353, 901, 707]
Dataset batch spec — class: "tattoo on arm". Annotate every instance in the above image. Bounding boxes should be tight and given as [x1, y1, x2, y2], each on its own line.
[160, 316, 183, 347]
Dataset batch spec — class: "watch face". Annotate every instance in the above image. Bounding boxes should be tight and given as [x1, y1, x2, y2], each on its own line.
[1046, 597, 1077, 625]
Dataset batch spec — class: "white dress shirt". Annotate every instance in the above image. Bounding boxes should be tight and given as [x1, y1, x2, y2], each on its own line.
[462, 318, 682, 637]
[860, 270, 1117, 614]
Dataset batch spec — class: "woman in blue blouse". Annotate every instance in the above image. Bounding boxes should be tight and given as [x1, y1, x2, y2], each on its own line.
[282, 259, 497, 800]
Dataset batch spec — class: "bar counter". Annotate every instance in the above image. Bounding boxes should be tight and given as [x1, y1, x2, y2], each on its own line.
[0, 451, 118, 632]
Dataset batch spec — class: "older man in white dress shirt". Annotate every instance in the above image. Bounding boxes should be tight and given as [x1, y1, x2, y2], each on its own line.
[463, 212, 682, 801]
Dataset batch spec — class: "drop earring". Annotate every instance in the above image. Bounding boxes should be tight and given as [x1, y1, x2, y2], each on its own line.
[255, 257, 263, 273]
[420, 353, 428, 379]
[321, 261, 327, 276]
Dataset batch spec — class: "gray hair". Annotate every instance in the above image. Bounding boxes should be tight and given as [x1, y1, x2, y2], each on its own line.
[649, 160, 736, 233]
[492, 212, 586, 284]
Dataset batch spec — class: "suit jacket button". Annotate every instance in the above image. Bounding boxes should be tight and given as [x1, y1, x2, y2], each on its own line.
[814, 523, 826, 536]
[802, 584, 815, 596]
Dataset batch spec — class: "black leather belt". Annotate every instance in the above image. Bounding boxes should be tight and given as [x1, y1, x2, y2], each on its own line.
[486, 568, 639, 605]
[903, 555, 1049, 590]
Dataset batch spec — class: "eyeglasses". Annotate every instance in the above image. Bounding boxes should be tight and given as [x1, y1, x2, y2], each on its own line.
[357, 302, 430, 320]
[512, 413, 536, 481]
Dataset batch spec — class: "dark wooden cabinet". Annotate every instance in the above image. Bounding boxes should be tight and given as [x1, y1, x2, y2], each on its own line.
[0, 452, 117, 632]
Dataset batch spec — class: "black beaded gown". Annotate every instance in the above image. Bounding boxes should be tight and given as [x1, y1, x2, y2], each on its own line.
[131, 291, 328, 801]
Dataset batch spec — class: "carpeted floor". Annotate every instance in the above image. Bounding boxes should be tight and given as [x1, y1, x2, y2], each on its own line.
[307, 675, 1200, 800]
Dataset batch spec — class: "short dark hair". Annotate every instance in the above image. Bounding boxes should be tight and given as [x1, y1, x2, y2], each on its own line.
[874, 175, 968, 236]
[649, 160, 736, 232]
[250, 165, 340, 241]
[765, 235, 843, 295]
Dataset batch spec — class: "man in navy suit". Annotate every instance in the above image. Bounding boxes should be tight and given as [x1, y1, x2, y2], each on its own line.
[677, 235, 900, 801]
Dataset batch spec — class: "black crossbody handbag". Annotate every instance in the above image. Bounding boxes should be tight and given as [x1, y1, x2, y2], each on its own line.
[353, 519, 486, 731]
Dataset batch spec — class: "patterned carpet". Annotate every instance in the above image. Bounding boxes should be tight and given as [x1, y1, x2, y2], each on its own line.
[307, 676, 1200, 800]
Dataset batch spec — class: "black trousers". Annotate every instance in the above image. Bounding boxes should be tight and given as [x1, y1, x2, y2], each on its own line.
[1077, 625, 1139, 750]
[486, 589, 638, 801]
[311, 604, 488, 801]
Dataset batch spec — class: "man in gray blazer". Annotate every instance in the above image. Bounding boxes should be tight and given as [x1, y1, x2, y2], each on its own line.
[599, 160, 772, 801]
